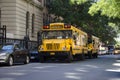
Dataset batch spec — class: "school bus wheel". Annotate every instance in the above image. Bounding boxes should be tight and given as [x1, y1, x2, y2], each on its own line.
[95, 53, 98, 58]
[80, 53, 85, 60]
[67, 51, 73, 63]
[39, 56, 45, 63]
[88, 51, 93, 59]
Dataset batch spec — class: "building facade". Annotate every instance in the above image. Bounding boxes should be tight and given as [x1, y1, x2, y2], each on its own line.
[0, 0, 44, 41]
[42, 0, 63, 26]
[43, 0, 54, 26]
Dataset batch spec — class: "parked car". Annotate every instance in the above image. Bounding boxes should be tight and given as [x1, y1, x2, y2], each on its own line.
[0, 43, 30, 66]
[98, 45, 108, 55]
[114, 47, 120, 55]
[98, 50, 108, 55]
[29, 47, 39, 61]
[108, 45, 114, 55]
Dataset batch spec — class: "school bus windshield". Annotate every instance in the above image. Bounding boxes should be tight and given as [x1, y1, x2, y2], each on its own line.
[42, 30, 72, 39]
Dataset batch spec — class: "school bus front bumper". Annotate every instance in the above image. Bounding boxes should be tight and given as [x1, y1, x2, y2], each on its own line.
[38, 51, 70, 56]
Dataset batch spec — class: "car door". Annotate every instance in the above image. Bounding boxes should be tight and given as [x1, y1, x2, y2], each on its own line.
[19, 45, 28, 62]
[14, 44, 22, 62]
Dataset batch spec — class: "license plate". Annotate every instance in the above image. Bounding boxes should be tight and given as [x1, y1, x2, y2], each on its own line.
[50, 53, 55, 55]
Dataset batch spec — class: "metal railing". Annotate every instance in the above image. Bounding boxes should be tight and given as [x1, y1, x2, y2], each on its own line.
[0, 25, 6, 45]
[5, 38, 37, 49]
[0, 25, 37, 50]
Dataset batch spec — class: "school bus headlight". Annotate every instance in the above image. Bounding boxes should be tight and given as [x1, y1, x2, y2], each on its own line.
[40, 48, 44, 50]
[62, 46, 66, 50]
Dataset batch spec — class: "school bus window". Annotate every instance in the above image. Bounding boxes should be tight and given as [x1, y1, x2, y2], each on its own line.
[83, 36, 87, 46]
[76, 35, 81, 46]
[41, 30, 72, 39]
[73, 32, 79, 45]
[73, 31, 76, 39]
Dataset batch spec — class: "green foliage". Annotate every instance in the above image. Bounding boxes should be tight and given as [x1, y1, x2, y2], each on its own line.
[70, 0, 87, 4]
[48, 0, 118, 44]
[88, 0, 120, 19]
[48, 0, 71, 21]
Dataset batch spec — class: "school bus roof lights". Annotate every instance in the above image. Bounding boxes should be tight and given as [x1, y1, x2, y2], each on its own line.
[43, 25, 49, 29]
[64, 24, 71, 28]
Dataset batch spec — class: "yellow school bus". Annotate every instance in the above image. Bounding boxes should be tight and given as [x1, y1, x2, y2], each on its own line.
[87, 34, 99, 58]
[38, 22, 88, 62]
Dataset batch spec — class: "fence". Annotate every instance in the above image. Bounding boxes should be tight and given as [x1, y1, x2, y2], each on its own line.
[6, 38, 38, 49]
[0, 25, 6, 45]
[0, 25, 37, 49]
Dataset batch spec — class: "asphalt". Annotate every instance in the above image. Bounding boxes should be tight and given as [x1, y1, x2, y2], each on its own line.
[0, 54, 120, 80]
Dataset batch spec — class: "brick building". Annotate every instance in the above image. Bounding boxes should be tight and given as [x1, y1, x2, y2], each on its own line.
[0, 0, 44, 41]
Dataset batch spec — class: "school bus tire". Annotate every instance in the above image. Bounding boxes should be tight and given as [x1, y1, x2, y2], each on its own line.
[93, 53, 98, 58]
[39, 56, 45, 63]
[80, 53, 85, 60]
[95, 53, 98, 58]
[88, 51, 92, 59]
[67, 51, 73, 63]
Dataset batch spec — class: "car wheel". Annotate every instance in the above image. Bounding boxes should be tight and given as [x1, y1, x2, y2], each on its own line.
[7, 56, 14, 66]
[24, 56, 30, 64]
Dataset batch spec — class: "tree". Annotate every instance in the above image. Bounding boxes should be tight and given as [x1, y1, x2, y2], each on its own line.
[88, 0, 120, 19]
[48, 0, 118, 44]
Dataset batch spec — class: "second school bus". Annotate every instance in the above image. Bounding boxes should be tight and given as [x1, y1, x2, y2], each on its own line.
[38, 22, 99, 62]
[87, 34, 99, 58]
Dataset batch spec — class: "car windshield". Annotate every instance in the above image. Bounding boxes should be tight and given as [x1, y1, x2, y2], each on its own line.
[42, 30, 72, 39]
[2, 45, 13, 50]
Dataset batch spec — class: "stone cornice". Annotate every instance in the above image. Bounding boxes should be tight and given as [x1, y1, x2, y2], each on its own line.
[25, 0, 43, 10]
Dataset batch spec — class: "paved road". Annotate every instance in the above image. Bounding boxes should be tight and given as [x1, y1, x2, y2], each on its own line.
[0, 55, 120, 80]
